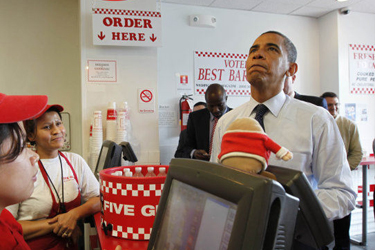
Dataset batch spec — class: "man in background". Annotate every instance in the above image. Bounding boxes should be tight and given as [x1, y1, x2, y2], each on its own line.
[284, 74, 328, 109]
[321, 92, 363, 170]
[185, 83, 231, 161]
[321, 91, 363, 250]
[174, 102, 207, 158]
[210, 31, 356, 249]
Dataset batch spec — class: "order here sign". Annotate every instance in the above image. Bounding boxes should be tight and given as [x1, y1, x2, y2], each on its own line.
[92, 8, 162, 47]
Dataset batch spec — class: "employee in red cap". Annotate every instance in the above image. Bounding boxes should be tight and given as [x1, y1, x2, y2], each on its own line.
[7, 104, 100, 250]
[0, 92, 48, 249]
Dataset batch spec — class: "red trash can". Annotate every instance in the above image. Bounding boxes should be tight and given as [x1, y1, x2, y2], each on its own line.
[99, 165, 168, 240]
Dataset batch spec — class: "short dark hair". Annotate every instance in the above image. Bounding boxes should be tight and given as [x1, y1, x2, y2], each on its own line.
[205, 83, 226, 100]
[24, 107, 62, 146]
[0, 123, 26, 163]
[262, 31, 297, 63]
[320, 92, 338, 98]
[194, 102, 207, 108]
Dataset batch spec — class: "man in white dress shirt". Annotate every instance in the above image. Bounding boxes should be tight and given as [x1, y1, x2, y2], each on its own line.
[210, 31, 356, 247]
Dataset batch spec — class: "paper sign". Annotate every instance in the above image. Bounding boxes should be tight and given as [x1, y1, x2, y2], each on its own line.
[87, 60, 117, 83]
[92, 8, 162, 47]
[194, 51, 250, 96]
[349, 44, 375, 94]
[158, 104, 177, 127]
[138, 88, 155, 113]
[176, 73, 193, 95]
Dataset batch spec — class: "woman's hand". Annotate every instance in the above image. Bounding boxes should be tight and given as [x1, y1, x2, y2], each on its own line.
[49, 210, 79, 237]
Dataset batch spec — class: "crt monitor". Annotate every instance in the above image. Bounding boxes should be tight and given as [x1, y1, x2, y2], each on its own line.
[266, 165, 334, 249]
[148, 158, 299, 250]
[94, 140, 122, 178]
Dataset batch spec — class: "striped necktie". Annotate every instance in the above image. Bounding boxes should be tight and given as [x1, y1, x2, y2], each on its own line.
[209, 117, 219, 154]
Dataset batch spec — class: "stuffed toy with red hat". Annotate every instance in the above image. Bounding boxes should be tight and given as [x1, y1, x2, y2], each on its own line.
[218, 117, 293, 176]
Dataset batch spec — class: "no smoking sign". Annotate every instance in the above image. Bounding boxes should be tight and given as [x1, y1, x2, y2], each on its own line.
[138, 88, 155, 113]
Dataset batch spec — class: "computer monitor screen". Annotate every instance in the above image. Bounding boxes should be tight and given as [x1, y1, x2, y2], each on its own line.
[154, 179, 237, 250]
[148, 159, 299, 250]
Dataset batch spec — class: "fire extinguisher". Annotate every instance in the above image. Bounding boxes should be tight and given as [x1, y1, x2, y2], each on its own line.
[179, 94, 193, 131]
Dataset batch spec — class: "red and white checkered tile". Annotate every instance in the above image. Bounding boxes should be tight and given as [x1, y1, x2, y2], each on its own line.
[101, 180, 164, 197]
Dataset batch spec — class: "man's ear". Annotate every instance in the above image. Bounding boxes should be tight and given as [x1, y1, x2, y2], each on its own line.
[286, 63, 298, 77]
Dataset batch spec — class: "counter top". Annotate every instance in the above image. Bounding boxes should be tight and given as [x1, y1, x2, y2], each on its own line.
[359, 156, 375, 166]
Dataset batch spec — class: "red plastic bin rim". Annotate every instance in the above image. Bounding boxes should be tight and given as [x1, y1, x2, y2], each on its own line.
[99, 165, 169, 184]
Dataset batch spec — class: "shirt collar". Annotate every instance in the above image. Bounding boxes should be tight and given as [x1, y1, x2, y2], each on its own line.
[249, 91, 286, 117]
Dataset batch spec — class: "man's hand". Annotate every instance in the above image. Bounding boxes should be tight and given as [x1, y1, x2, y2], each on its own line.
[194, 150, 210, 161]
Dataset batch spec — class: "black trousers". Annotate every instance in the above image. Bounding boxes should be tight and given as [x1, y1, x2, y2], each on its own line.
[332, 213, 351, 250]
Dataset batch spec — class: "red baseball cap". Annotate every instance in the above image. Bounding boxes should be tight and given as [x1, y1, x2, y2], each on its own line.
[38, 104, 64, 116]
[0, 93, 48, 123]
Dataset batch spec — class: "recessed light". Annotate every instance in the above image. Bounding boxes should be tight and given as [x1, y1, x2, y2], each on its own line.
[337, 0, 348, 2]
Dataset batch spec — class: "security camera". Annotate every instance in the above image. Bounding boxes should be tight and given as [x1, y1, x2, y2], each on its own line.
[339, 7, 350, 15]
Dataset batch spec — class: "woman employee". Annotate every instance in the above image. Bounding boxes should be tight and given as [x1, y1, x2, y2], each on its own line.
[0, 93, 48, 249]
[7, 104, 100, 250]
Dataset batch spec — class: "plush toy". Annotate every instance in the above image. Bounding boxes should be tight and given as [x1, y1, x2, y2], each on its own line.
[218, 117, 293, 177]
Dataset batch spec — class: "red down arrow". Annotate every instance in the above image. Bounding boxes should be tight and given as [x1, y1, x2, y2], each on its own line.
[150, 34, 157, 42]
[98, 32, 105, 40]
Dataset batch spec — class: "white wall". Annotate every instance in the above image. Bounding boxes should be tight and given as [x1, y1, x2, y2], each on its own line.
[0, 0, 82, 154]
[319, 11, 340, 95]
[158, 3, 320, 164]
[337, 12, 375, 155]
[80, 0, 160, 165]
[319, 10, 375, 155]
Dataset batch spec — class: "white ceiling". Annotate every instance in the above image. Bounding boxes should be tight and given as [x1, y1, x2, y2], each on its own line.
[161, 0, 375, 18]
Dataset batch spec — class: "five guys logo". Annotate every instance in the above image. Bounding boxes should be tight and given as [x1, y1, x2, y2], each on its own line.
[103, 201, 158, 217]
